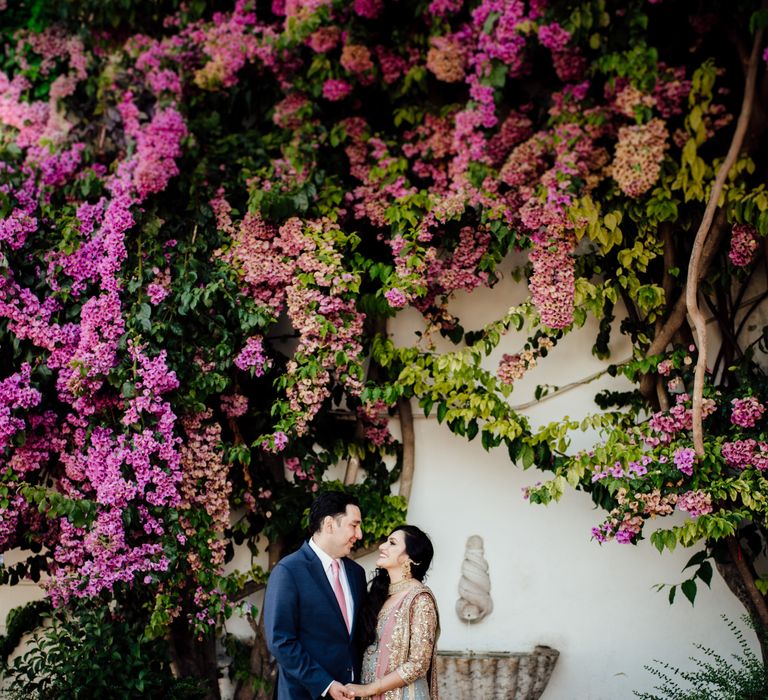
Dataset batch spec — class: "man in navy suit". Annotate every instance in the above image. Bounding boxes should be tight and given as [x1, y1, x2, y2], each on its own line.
[264, 491, 367, 700]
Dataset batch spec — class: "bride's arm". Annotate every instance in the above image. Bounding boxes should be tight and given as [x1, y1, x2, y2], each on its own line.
[394, 592, 438, 685]
[345, 593, 439, 698]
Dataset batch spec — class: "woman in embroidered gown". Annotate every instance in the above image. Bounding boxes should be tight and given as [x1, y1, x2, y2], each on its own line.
[345, 525, 440, 700]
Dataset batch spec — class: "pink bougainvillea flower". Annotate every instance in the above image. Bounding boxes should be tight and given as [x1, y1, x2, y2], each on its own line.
[322, 78, 353, 101]
[728, 224, 759, 267]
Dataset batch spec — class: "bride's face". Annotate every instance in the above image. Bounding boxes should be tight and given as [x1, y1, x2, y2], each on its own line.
[376, 530, 409, 572]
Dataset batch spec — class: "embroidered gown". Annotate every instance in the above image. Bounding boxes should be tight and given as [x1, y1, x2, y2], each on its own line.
[361, 583, 440, 700]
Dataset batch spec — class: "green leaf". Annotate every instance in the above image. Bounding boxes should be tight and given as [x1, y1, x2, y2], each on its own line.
[682, 138, 697, 165]
[488, 62, 507, 88]
[697, 561, 713, 587]
[483, 11, 499, 33]
[683, 549, 707, 570]
[749, 8, 768, 32]
[436, 402, 448, 424]
[651, 530, 667, 554]
[520, 443, 535, 469]
[137, 303, 152, 331]
[681, 579, 697, 605]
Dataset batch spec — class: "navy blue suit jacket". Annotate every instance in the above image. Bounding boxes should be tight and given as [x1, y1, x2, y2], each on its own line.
[264, 541, 367, 699]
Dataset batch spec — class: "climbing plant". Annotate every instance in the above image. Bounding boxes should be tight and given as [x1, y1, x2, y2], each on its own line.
[0, 0, 767, 696]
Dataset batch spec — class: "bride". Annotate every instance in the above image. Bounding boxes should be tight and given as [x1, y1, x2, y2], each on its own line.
[345, 525, 440, 699]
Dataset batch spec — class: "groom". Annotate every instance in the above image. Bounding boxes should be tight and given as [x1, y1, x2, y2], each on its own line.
[264, 491, 367, 700]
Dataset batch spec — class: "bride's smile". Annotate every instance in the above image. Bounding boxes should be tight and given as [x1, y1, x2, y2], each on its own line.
[376, 531, 409, 572]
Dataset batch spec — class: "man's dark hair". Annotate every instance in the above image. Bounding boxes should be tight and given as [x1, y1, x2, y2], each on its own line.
[308, 491, 359, 534]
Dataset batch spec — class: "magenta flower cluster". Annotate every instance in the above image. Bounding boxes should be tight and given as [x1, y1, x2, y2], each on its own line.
[590, 455, 652, 482]
[221, 393, 249, 418]
[322, 78, 353, 101]
[728, 224, 759, 267]
[0, 363, 42, 450]
[673, 447, 696, 476]
[384, 287, 409, 309]
[0, 9, 224, 613]
[234, 336, 271, 375]
[358, 399, 394, 446]
[49, 338, 185, 604]
[730, 396, 765, 428]
[646, 393, 716, 445]
[722, 439, 768, 471]
[676, 490, 713, 518]
[179, 411, 232, 571]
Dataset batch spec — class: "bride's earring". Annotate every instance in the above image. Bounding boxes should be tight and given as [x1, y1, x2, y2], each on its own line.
[401, 559, 412, 579]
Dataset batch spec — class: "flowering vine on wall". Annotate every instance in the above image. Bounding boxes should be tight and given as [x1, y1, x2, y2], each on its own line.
[1, 0, 767, 694]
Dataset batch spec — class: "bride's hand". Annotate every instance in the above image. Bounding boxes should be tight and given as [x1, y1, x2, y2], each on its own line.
[343, 683, 368, 698]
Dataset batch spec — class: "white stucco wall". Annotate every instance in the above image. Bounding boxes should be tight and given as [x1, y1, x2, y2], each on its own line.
[376, 270, 758, 699]
[380, 418, 751, 699]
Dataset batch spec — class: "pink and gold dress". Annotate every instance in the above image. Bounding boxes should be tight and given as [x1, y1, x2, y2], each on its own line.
[361, 583, 440, 700]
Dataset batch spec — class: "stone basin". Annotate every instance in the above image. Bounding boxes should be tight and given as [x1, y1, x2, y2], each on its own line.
[436, 646, 559, 699]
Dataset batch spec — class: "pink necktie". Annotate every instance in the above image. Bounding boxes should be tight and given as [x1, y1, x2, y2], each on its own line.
[331, 559, 351, 632]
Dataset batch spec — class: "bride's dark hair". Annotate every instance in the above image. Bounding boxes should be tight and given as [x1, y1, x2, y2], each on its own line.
[359, 525, 434, 650]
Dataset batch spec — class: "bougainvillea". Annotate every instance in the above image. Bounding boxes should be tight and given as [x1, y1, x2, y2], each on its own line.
[1, 0, 767, 695]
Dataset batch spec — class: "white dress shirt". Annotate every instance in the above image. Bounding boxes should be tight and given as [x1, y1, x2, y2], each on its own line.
[308, 537, 355, 625]
[308, 538, 356, 694]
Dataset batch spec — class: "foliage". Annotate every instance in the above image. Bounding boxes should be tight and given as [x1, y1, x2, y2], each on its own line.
[0, 600, 51, 666]
[633, 616, 768, 700]
[223, 634, 273, 697]
[1, 604, 208, 699]
[0, 0, 767, 691]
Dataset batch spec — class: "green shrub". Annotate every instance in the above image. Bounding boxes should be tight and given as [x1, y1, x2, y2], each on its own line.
[0, 600, 51, 667]
[634, 616, 768, 700]
[1, 604, 207, 700]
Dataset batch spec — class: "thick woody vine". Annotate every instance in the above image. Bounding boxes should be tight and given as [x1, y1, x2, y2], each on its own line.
[683, 23, 768, 639]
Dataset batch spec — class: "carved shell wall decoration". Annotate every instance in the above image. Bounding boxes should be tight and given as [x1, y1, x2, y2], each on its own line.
[455, 534, 493, 623]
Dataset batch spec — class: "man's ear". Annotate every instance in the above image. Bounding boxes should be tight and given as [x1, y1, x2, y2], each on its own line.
[322, 515, 334, 532]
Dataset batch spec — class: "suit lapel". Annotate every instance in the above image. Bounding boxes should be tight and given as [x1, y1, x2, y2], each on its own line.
[343, 558, 363, 607]
[302, 542, 350, 635]
[342, 558, 364, 636]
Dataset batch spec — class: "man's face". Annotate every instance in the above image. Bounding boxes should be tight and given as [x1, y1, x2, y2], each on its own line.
[326, 504, 363, 558]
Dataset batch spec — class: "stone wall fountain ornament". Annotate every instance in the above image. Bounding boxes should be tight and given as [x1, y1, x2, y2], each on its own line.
[438, 535, 559, 699]
[455, 534, 493, 623]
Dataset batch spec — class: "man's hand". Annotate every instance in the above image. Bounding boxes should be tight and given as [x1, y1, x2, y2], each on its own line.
[328, 681, 355, 700]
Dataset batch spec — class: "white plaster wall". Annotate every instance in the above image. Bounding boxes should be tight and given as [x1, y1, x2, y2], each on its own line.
[376, 268, 758, 699]
[382, 417, 752, 699]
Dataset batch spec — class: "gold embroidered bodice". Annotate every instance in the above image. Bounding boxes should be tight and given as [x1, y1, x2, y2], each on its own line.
[361, 583, 440, 700]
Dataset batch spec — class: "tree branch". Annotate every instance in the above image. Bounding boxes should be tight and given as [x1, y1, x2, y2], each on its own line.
[726, 536, 768, 629]
[397, 397, 415, 504]
[686, 25, 763, 454]
[655, 375, 670, 412]
[639, 211, 726, 400]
